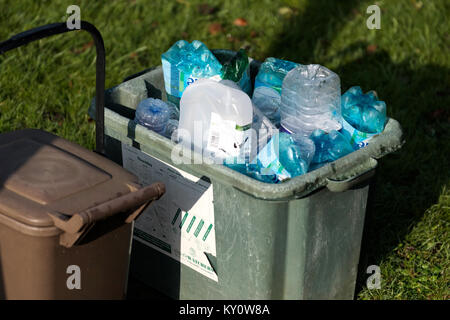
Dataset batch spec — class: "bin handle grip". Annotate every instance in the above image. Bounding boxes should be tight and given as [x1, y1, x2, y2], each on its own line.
[48, 182, 165, 248]
[326, 157, 378, 192]
[0, 21, 106, 154]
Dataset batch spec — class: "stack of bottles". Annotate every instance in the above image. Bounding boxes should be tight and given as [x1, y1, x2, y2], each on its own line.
[161, 40, 222, 106]
[134, 40, 388, 184]
[161, 40, 251, 106]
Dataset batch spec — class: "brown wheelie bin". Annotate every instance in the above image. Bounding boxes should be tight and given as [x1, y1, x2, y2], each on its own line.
[0, 22, 165, 299]
[0, 129, 164, 299]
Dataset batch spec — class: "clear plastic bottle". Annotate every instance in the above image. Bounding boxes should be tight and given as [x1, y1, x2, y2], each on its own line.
[280, 64, 342, 137]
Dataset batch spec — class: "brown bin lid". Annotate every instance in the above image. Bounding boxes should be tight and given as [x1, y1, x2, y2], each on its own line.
[0, 129, 139, 228]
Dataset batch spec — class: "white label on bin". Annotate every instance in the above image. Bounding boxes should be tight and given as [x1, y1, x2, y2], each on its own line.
[121, 143, 218, 282]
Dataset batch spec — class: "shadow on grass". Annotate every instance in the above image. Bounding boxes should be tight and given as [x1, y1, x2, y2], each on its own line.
[264, 0, 450, 298]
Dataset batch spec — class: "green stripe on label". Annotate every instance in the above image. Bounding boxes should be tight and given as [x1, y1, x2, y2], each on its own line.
[179, 212, 189, 228]
[267, 160, 285, 174]
[202, 224, 213, 241]
[134, 229, 171, 254]
[235, 123, 252, 131]
[186, 216, 196, 233]
[137, 156, 153, 167]
[194, 219, 204, 237]
[172, 208, 181, 225]
[179, 71, 185, 92]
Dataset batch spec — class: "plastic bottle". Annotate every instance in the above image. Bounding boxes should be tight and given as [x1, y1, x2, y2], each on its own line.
[161, 40, 223, 106]
[223, 161, 278, 183]
[178, 79, 253, 162]
[280, 64, 342, 137]
[134, 98, 170, 135]
[166, 100, 180, 120]
[309, 129, 353, 168]
[165, 119, 179, 140]
[256, 132, 315, 181]
[221, 49, 252, 95]
[340, 86, 387, 149]
[252, 57, 298, 126]
[220, 78, 277, 161]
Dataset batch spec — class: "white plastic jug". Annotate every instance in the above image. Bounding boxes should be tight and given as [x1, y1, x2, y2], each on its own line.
[178, 79, 253, 162]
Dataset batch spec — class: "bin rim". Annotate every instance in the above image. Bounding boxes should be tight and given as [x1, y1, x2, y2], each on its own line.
[103, 105, 404, 200]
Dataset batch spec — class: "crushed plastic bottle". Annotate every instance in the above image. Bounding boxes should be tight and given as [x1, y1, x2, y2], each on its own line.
[340, 86, 387, 149]
[166, 101, 180, 120]
[280, 64, 342, 137]
[134, 98, 170, 135]
[178, 79, 253, 162]
[309, 129, 353, 169]
[221, 49, 252, 95]
[256, 132, 315, 181]
[165, 119, 179, 140]
[223, 161, 278, 183]
[249, 100, 277, 161]
[224, 128, 315, 183]
[252, 57, 298, 126]
[161, 40, 223, 105]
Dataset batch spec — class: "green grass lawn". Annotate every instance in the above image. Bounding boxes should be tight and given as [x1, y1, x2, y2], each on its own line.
[1, 0, 449, 299]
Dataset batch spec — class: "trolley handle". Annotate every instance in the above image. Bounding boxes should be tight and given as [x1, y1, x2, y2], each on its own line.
[0, 21, 105, 154]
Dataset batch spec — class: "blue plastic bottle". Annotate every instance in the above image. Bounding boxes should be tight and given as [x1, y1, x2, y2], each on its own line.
[340, 86, 387, 149]
[309, 129, 353, 170]
[161, 40, 223, 106]
[134, 98, 170, 135]
[252, 58, 298, 126]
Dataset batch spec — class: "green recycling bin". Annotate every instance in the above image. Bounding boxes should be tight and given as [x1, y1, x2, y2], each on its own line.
[88, 50, 404, 300]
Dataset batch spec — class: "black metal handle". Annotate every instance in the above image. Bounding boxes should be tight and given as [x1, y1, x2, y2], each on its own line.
[0, 21, 105, 154]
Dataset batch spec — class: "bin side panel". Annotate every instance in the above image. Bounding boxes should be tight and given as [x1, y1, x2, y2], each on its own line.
[204, 181, 291, 299]
[130, 240, 182, 299]
[54, 222, 133, 299]
[129, 176, 289, 300]
[0, 222, 132, 299]
[302, 186, 369, 299]
[0, 224, 58, 299]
